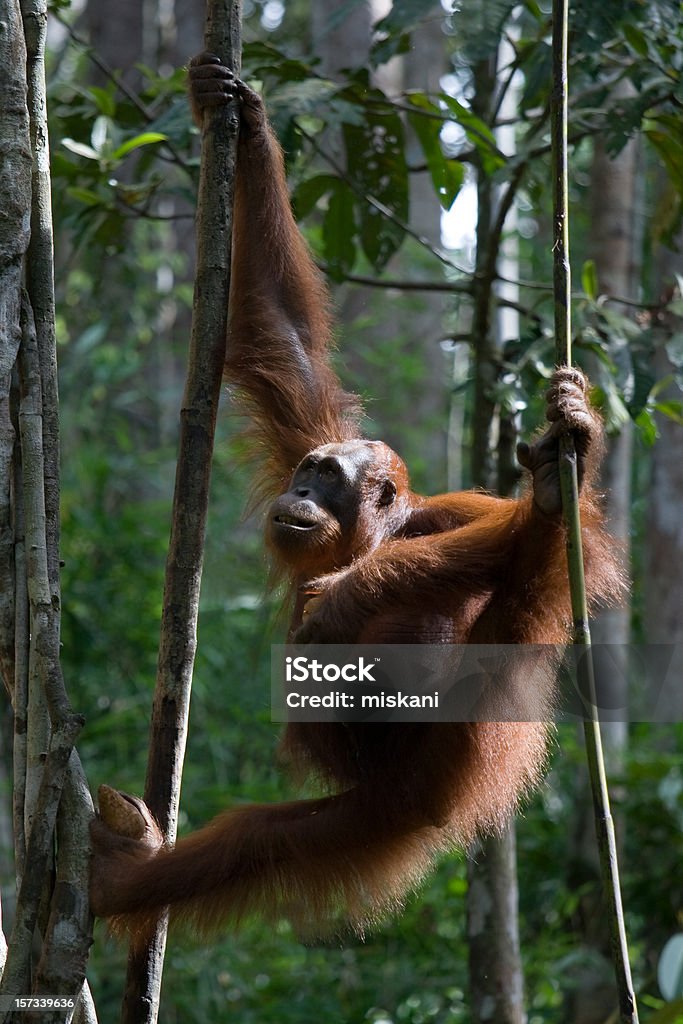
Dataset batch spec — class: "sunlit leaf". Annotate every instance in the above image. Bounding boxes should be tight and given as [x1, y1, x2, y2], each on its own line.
[581, 259, 598, 300]
[441, 96, 505, 174]
[522, 0, 543, 20]
[62, 139, 99, 161]
[91, 115, 111, 155]
[407, 94, 464, 210]
[111, 133, 168, 161]
[654, 399, 683, 424]
[88, 86, 117, 117]
[635, 407, 658, 446]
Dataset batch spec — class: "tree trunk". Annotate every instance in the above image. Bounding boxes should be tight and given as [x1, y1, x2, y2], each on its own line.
[312, 0, 372, 77]
[0, 0, 35, 974]
[323, 0, 451, 493]
[467, 831, 525, 1024]
[464, 24, 526, 1024]
[0, 0, 32, 696]
[397, 8, 451, 481]
[0, 1, 93, 1016]
[588, 81, 639, 741]
[645, 216, 683, 692]
[85, 0, 144, 89]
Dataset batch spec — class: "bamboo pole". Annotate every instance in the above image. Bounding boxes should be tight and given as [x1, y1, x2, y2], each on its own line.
[120, 3, 242, 1021]
[551, 2, 639, 1021]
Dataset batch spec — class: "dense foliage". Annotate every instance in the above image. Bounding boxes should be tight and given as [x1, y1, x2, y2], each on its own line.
[33, 0, 683, 1020]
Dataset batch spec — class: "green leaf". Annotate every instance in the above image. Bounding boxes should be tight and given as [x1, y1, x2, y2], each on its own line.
[635, 407, 658, 446]
[441, 96, 505, 174]
[628, 342, 657, 418]
[622, 23, 649, 57]
[645, 129, 683, 193]
[62, 139, 100, 161]
[370, 0, 456, 65]
[446, 875, 468, 897]
[291, 174, 338, 220]
[67, 187, 105, 207]
[91, 115, 111, 155]
[242, 40, 312, 82]
[343, 89, 409, 269]
[88, 86, 117, 117]
[644, 998, 683, 1024]
[665, 333, 683, 367]
[407, 94, 464, 210]
[111, 132, 168, 161]
[522, 0, 543, 20]
[520, 40, 552, 110]
[575, 338, 616, 370]
[370, 30, 411, 68]
[651, 373, 676, 399]
[323, 181, 356, 280]
[654, 400, 683, 424]
[598, 305, 642, 341]
[581, 259, 598, 300]
[266, 78, 339, 121]
[596, 382, 631, 436]
[373, 0, 438, 35]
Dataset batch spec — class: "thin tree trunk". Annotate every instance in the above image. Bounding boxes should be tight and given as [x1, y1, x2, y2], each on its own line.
[467, 831, 525, 1024]
[0, 0, 31, 694]
[0, 0, 96, 1016]
[588, 80, 639, 751]
[85, 0, 144, 90]
[0, 0, 34, 996]
[120, 3, 242, 1021]
[645, 211, 683, 708]
[312, 0, 372, 77]
[465, 29, 526, 1024]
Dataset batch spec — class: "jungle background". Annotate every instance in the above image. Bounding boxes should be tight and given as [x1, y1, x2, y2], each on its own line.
[1, 0, 683, 1021]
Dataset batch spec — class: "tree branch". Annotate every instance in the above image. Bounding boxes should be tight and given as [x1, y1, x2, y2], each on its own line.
[0, 713, 82, 1004]
[317, 266, 471, 293]
[120, 3, 243, 1022]
[0, 0, 32, 699]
